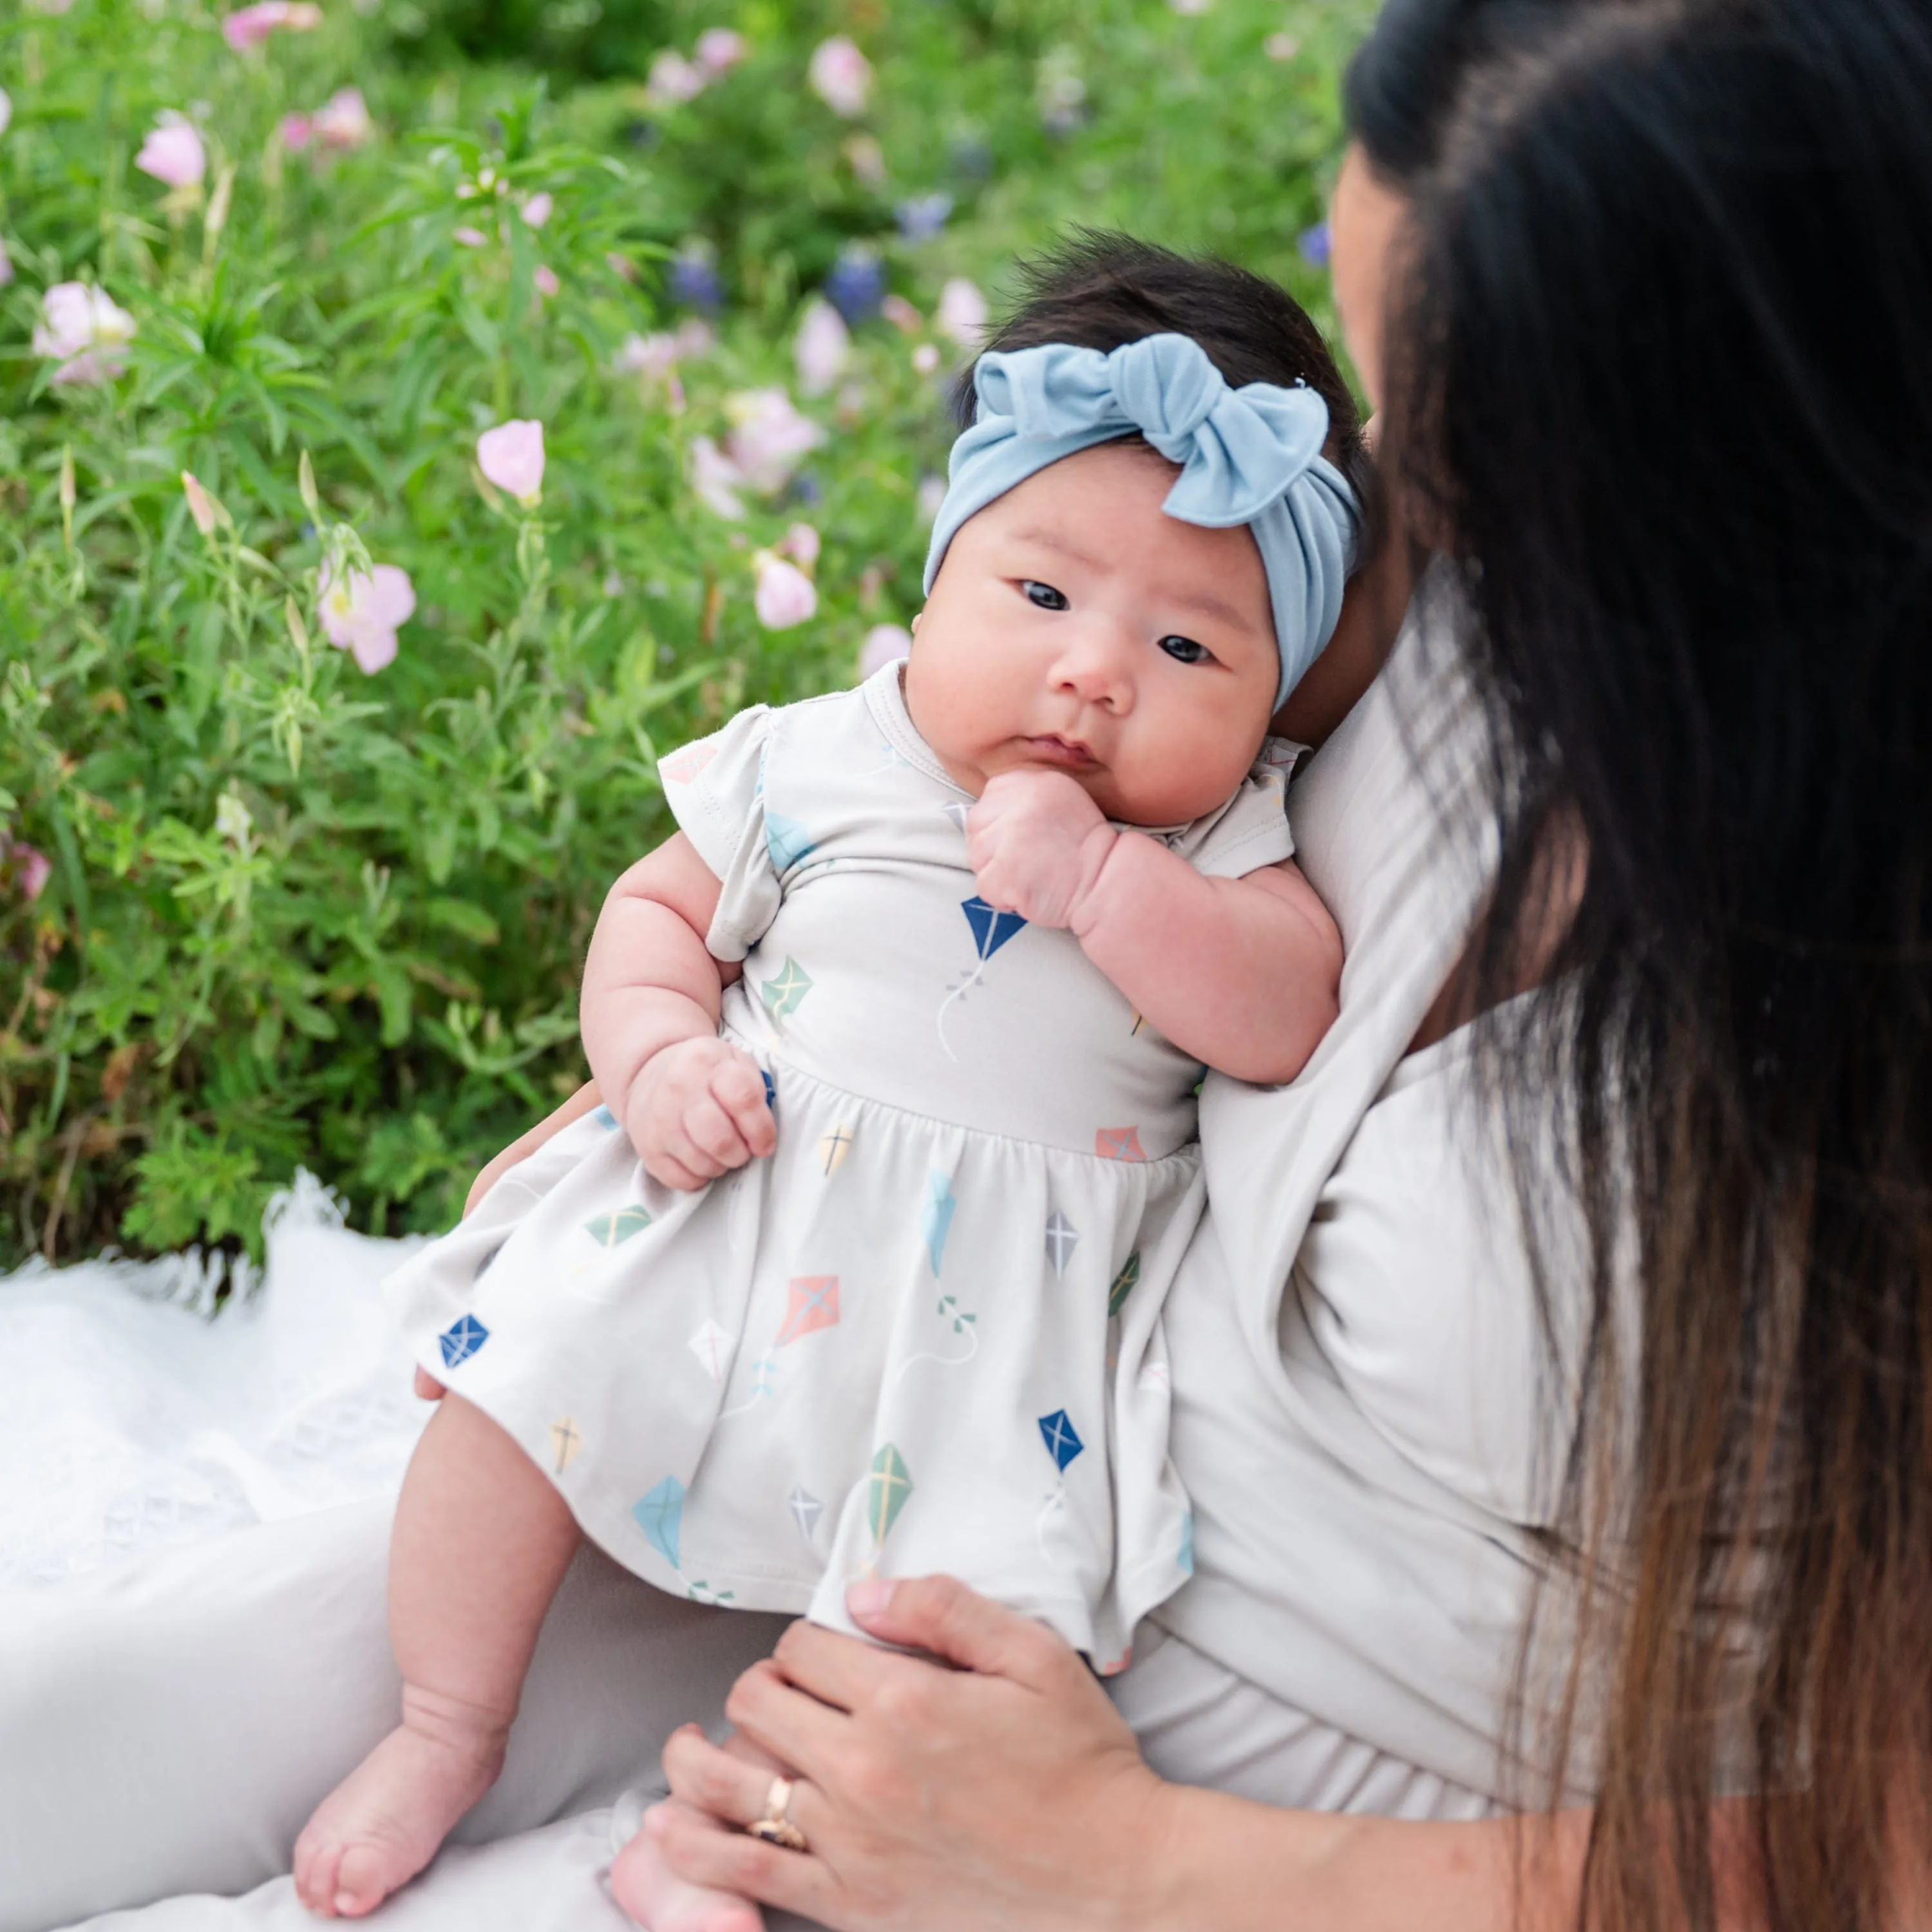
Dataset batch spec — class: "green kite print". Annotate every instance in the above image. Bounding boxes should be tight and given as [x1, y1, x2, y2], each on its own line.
[867, 1443, 913, 1548]
[583, 1205, 654, 1246]
[761, 956, 813, 1022]
[1108, 1251, 1142, 1318]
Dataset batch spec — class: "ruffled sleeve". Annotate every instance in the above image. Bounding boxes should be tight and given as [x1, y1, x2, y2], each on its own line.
[1162, 735, 1304, 880]
[656, 705, 782, 961]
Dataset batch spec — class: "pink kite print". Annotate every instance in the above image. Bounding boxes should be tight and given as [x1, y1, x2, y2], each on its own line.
[776, 1274, 840, 1347]
[1095, 1126, 1146, 1162]
[658, 739, 721, 786]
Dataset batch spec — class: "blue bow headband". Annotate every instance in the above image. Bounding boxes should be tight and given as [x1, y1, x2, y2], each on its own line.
[923, 332, 1361, 706]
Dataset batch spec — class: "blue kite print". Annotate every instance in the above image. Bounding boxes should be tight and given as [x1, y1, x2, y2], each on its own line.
[632, 1476, 686, 1571]
[765, 812, 819, 873]
[592, 1104, 619, 1130]
[1037, 1408, 1084, 1472]
[937, 898, 1028, 1059]
[962, 896, 1026, 961]
[922, 1170, 957, 1274]
[438, 1313, 489, 1369]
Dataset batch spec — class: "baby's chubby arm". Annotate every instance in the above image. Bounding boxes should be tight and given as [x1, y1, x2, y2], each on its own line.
[966, 769, 1341, 1086]
[580, 832, 776, 1190]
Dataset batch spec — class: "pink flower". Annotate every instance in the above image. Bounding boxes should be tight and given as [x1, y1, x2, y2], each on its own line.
[477, 418, 545, 505]
[318, 558, 415, 674]
[859, 622, 913, 679]
[33, 282, 137, 385]
[937, 277, 988, 348]
[723, 388, 824, 495]
[916, 473, 947, 523]
[695, 27, 747, 73]
[793, 298, 849, 397]
[0, 90, 12, 140]
[279, 111, 314, 151]
[809, 37, 873, 117]
[453, 224, 488, 248]
[1265, 32, 1300, 59]
[222, 1, 321, 50]
[607, 251, 638, 283]
[314, 87, 372, 149]
[881, 293, 922, 334]
[0, 239, 12, 291]
[912, 343, 940, 375]
[616, 317, 711, 384]
[6, 841, 50, 902]
[534, 263, 560, 299]
[753, 553, 817, 630]
[520, 190, 553, 229]
[688, 436, 746, 520]
[775, 522, 820, 569]
[180, 471, 220, 535]
[135, 115, 206, 190]
[645, 48, 706, 108]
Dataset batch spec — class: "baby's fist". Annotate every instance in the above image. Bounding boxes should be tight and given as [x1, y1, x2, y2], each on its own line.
[625, 1037, 776, 1191]
[965, 768, 1116, 929]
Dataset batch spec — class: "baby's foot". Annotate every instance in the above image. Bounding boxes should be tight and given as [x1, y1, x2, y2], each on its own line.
[292, 1690, 509, 1918]
[610, 1816, 764, 1932]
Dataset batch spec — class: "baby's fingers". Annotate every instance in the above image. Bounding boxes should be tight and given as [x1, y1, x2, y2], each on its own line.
[714, 1058, 777, 1159]
[683, 1091, 754, 1171]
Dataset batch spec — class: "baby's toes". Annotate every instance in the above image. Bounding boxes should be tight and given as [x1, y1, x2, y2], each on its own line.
[332, 1844, 399, 1919]
[290, 1832, 340, 1917]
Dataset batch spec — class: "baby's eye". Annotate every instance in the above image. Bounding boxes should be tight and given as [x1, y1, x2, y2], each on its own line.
[1158, 635, 1213, 666]
[1020, 580, 1068, 612]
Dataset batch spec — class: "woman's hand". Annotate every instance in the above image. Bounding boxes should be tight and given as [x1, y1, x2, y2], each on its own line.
[650, 1577, 1178, 1932]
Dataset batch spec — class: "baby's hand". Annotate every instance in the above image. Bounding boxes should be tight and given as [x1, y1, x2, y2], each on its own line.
[625, 1037, 776, 1191]
[966, 768, 1117, 930]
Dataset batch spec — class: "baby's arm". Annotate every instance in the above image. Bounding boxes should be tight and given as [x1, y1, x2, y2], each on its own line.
[967, 770, 1341, 1086]
[580, 832, 777, 1189]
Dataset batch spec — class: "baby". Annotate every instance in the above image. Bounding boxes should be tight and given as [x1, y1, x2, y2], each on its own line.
[294, 236, 1363, 1926]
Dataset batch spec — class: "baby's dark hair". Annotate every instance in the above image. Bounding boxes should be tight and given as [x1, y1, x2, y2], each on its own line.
[954, 231, 1374, 524]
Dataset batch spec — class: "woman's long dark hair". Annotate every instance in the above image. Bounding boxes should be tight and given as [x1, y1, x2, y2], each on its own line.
[1355, 0, 1932, 1925]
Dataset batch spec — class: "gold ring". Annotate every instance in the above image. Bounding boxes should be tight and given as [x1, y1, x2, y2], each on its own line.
[745, 1774, 809, 1853]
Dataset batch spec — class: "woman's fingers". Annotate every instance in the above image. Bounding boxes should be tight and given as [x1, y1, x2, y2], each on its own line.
[723, 1656, 857, 1774]
[662, 1724, 796, 1828]
[766, 1617, 933, 1716]
[645, 1799, 835, 1924]
[412, 1367, 446, 1401]
[843, 1575, 1074, 1692]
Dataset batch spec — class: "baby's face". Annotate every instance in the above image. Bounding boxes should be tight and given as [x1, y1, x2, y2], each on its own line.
[904, 440, 1279, 826]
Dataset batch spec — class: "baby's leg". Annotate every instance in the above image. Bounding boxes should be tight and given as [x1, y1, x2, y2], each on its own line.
[293, 1393, 581, 1918]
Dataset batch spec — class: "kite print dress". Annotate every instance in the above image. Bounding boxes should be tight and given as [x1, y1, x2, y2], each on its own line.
[386, 662, 1299, 1669]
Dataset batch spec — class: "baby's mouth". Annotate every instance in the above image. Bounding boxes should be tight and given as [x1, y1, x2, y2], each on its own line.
[1019, 734, 1099, 772]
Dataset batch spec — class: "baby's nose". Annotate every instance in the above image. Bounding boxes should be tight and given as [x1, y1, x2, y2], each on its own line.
[1050, 624, 1134, 709]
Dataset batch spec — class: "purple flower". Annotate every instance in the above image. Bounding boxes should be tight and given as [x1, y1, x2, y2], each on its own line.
[669, 247, 724, 313]
[824, 246, 886, 327]
[894, 192, 953, 242]
[1298, 221, 1332, 268]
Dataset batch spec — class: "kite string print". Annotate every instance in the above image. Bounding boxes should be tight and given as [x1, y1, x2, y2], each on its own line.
[894, 1168, 980, 1382]
[936, 895, 1027, 1062]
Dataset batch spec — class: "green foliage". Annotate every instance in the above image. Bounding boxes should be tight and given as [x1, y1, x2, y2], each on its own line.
[0, 0, 1365, 1269]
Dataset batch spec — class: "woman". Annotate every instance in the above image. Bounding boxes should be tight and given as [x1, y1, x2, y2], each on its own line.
[627, 0, 1932, 1926]
[8, 0, 1927, 1926]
